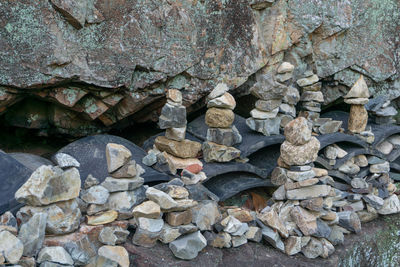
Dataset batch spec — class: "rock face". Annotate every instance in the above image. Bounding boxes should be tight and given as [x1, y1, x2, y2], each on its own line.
[0, 0, 398, 135]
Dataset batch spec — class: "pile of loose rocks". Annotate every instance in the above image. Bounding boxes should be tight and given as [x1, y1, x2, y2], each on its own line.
[144, 89, 203, 174]
[246, 69, 289, 136]
[203, 83, 242, 162]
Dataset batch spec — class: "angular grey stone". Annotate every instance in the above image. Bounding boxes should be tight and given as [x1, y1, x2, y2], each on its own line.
[106, 143, 132, 173]
[81, 185, 109, 205]
[64, 235, 97, 265]
[191, 200, 221, 231]
[99, 226, 130, 246]
[259, 223, 285, 252]
[245, 226, 262, 242]
[0, 230, 24, 264]
[301, 237, 323, 259]
[246, 117, 281, 136]
[312, 219, 332, 239]
[84, 174, 100, 189]
[272, 185, 286, 200]
[290, 165, 312, 172]
[207, 83, 229, 100]
[337, 211, 361, 233]
[37, 246, 74, 265]
[18, 213, 47, 257]
[250, 107, 279, 119]
[271, 167, 288, 186]
[221, 216, 242, 234]
[105, 188, 146, 218]
[232, 235, 247, 247]
[362, 194, 384, 209]
[53, 153, 80, 169]
[250, 74, 288, 100]
[338, 160, 360, 175]
[101, 177, 144, 192]
[286, 185, 331, 200]
[370, 162, 390, 173]
[367, 156, 386, 165]
[327, 225, 345, 245]
[169, 231, 207, 260]
[17, 199, 81, 235]
[158, 103, 187, 129]
[351, 178, 368, 189]
[166, 127, 186, 141]
[206, 126, 242, 146]
[324, 146, 338, 160]
[255, 99, 282, 112]
[375, 106, 398, 116]
[283, 86, 300, 105]
[142, 152, 158, 166]
[297, 74, 319, 87]
[279, 103, 296, 117]
[286, 169, 315, 182]
[378, 195, 400, 215]
[85, 255, 118, 267]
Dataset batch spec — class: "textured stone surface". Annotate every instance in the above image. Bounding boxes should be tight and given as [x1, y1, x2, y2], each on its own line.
[280, 137, 320, 166]
[202, 142, 241, 162]
[0, 0, 398, 135]
[0, 230, 23, 264]
[348, 105, 368, 134]
[169, 231, 207, 260]
[98, 246, 129, 267]
[155, 136, 201, 159]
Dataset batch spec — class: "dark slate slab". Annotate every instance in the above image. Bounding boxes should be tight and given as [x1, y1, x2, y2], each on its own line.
[8, 152, 54, 172]
[328, 170, 352, 184]
[187, 114, 285, 158]
[203, 172, 273, 201]
[384, 145, 400, 162]
[389, 172, 400, 181]
[202, 161, 269, 181]
[390, 162, 400, 172]
[0, 151, 32, 214]
[56, 135, 170, 185]
[371, 124, 400, 146]
[246, 143, 281, 177]
[315, 157, 333, 170]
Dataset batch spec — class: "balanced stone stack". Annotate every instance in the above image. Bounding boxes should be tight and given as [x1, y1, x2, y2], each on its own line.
[203, 83, 242, 162]
[277, 62, 300, 128]
[246, 73, 288, 136]
[366, 95, 398, 125]
[265, 117, 349, 258]
[148, 89, 202, 173]
[344, 75, 370, 134]
[297, 71, 324, 123]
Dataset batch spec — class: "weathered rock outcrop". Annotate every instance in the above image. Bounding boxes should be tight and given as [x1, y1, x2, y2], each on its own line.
[0, 0, 399, 135]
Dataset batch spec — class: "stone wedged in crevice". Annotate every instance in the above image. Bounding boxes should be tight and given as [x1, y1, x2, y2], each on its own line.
[203, 172, 273, 201]
[56, 134, 170, 185]
[333, 147, 384, 169]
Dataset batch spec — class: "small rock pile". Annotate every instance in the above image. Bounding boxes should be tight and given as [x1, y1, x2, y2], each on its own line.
[203, 84, 242, 162]
[366, 95, 398, 125]
[144, 89, 203, 174]
[246, 71, 288, 136]
[277, 62, 300, 129]
[265, 117, 359, 258]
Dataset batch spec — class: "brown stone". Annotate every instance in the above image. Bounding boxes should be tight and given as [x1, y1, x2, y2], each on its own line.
[348, 104, 368, 133]
[227, 208, 253, 223]
[257, 209, 289, 238]
[132, 201, 161, 219]
[162, 152, 203, 175]
[155, 136, 201, 159]
[167, 89, 182, 104]
[205, 108, 234, 128]
[290, 206, 317, 236]
[166, 210, 192, 226]
[300, 197, 324, 211]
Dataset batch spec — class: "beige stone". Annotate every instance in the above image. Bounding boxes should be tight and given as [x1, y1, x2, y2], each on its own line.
[132, 201, 161, 219]
[106, 143, 132, 173]
[286, 185, 331, 200]
[87, 210, 118, 225]
[167, 185, 189, 199]
[257, 209, 289, 238]
[205, 108, 234, 128]
[280, 137, 320, 166]
[348, 104, 368, 133]
[98, 245, 129, 267]
[167, 89, 182, 103]
[344, 75, 370, 99]
[155, 136, 201, 159]
[285, 236, 302, 256]
[227, 208, 253, 222]
[165, 127, 186, 141]
[284, 117, 311, 145]
[290, 206, 317, 236]
[207, 92, 236, 110]
[312, 167, 328, 177]
[161, 152, 203, 174]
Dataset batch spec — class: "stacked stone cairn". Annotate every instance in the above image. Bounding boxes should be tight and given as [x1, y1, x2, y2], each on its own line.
[144, 89, 203, 174]
[246, 72, 288, 136]
[297, 71, 343, 135]
[343, 75, 376, 143]
[277, 62, 300, 129]
[203, 83, 242, 162]
[366, 95, 398, 125]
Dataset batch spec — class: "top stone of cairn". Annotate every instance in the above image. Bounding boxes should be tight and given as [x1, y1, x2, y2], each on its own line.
[207, 83, 229, 100]
[344, 75, 370, 99]
[284, 117, 312, 146]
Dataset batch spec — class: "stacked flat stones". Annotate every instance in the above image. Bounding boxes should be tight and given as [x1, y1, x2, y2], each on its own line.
[344, 75, 370, 134]
[152, 89, 202, 173]
[366, 95, 398, 125]
[266, 117, 345, 258]
[203, 83, 242, 162]
[277, 62, 300, 129]
[246, 72, 288, 136]
[297, 71, 324, 123]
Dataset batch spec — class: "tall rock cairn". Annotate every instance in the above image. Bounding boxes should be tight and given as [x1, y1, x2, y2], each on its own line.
[276, 62, 300, 129]
[203, 83, 242, 162]
[344, 75, 370, 134]
[246, 72, 288, 136]
[265, 117, 352, 258]
[297, 71, 324, 124]
[155, 89, 202, 173]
